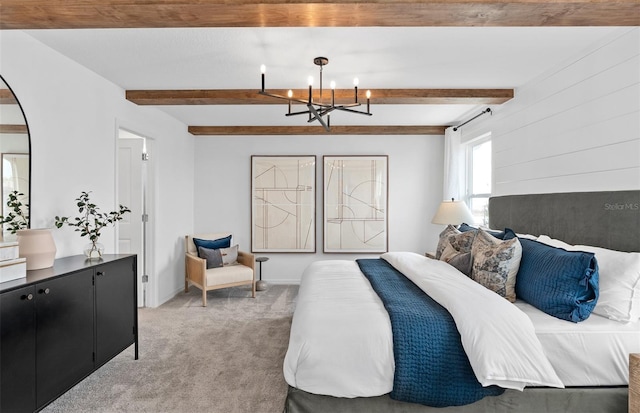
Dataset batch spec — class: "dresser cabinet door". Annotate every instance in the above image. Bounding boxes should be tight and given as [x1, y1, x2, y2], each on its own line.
[0, 285, 36, 413]
[36, 269, 95, 408]
[95, 257, 136, 367]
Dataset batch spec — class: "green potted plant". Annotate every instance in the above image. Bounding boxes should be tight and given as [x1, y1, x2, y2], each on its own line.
[0, 190, 29, 235]
[55, 191, 131, 258]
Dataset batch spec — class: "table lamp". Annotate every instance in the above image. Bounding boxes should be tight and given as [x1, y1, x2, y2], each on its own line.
[431, 198, 475, 227]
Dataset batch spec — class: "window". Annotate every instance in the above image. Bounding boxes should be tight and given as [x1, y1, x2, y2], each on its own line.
[465, 134, 491, 226]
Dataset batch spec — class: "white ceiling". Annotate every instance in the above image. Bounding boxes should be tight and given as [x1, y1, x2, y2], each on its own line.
[26, 27, 620, 128]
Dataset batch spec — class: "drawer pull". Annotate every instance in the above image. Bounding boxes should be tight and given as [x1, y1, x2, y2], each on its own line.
[97, 271, 105, 276]
[21, 293, 34, 301]
[39, 288, 50, 295]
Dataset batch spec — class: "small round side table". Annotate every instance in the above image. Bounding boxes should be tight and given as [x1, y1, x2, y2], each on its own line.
[255, 256, 269, 291]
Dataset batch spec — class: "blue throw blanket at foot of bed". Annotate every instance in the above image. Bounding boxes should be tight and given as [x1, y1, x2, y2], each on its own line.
[357, 258, 504, 407]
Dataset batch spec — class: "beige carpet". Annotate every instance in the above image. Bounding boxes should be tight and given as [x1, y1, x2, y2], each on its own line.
[42, 284, 298, 413]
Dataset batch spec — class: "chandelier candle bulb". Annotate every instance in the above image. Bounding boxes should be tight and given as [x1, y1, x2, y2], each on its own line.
[287, 89, 293, 114]
[260, 64, 266, 92]
[354, 78, 359, 103]
[330, 81, 336, 106]
[366, 90, 371, 113]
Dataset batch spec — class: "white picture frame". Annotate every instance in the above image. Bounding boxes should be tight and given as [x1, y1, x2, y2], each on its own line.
[251, 155, 316, 253]
[323, 155, 388, 253]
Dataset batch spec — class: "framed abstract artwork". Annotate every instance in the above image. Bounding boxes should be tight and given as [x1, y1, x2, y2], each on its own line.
[251, 155, 316, 252]
[323, 155, 388, 253]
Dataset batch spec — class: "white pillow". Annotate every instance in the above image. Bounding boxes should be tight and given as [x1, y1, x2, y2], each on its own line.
[516, 233, 538, 240]
[220, 244, 239, 266]
[537, 235, 640, 322]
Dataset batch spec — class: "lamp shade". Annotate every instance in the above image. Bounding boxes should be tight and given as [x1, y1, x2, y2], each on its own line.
[431, 199, 475, 226]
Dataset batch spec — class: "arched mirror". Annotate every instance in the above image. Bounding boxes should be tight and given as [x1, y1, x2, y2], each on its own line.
[0, 75, 31, 238]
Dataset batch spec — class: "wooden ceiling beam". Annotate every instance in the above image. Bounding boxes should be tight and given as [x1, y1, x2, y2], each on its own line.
[0, 90, 18, 105]
[126, 89, 513, 105]
[0, 125, 28, 134]
[1, 1, 638, 29]
[188, 125, 447, 135]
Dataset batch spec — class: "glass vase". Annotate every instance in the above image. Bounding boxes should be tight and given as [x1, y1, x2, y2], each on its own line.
[84, 241, 104, 259]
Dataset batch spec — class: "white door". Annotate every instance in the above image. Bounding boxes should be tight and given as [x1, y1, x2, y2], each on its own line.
[118, 133, 146, 306]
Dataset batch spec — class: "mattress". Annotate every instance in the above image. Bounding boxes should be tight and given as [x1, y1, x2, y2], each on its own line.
[284, 258, 640, 399]
[515, 300, 640, 386]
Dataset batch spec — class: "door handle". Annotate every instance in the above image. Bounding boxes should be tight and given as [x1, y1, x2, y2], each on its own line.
[21, 293, 34, 300]
[38, 288, 50, 295]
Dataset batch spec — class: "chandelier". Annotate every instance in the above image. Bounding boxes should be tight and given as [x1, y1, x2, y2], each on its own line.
[259, 57, 372, 132]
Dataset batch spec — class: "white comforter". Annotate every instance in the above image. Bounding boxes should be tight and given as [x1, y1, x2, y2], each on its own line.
[382, 252, 563, 390]
[283, 260, 395, 397]
[284, 252, 564, 398]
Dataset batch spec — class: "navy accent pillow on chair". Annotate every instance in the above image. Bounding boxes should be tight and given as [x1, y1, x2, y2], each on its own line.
[516, 238, 599, 322]
[193, 235, 232, 254]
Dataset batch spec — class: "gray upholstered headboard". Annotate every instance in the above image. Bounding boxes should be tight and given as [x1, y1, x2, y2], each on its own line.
[489, 190, 640, 252]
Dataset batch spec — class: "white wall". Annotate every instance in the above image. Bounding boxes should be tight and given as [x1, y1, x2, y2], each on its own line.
[194, 135, 444, 283]
[461, 28, 640, 195]
[0, 31, 195, 307]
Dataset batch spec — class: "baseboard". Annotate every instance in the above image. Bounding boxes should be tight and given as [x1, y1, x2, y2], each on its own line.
[263, 279, 301, 285]
[154, 285, 185, 307]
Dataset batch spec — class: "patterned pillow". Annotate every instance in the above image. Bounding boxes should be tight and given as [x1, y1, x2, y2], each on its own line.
[470, 229, 522, 302]
[440, 243, 473, 276]
[435, 225, 460, 259]
[220, 244, 239, 266]
[447, 230, 477, 255]
[198, 246, 223, 269]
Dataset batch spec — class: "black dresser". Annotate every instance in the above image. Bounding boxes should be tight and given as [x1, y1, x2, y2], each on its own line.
[0, 254, 138, 412]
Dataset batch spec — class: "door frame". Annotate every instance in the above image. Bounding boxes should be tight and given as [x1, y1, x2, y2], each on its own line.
[114, 120, 157, 308]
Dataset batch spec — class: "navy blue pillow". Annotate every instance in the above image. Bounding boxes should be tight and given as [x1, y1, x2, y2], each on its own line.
[516, 238, 599, 322]
[459, 223, 516, 240]
[193, 235, 232, 255]
[458, 223, 477, 233]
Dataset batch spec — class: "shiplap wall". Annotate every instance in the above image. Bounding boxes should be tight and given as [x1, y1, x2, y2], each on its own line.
[461, 28, 640, 196]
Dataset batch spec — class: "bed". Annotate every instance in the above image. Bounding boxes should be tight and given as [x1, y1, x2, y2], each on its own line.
[282, 190, 640, 413]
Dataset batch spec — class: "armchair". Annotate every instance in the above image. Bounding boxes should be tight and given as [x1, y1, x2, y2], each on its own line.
[185, 232, 256, 306]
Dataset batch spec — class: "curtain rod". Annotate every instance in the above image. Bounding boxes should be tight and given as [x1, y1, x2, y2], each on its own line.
[452, 107, 492, 132]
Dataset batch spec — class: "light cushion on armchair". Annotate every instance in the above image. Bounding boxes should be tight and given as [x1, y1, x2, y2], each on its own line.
[205, 264, 253, 286]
